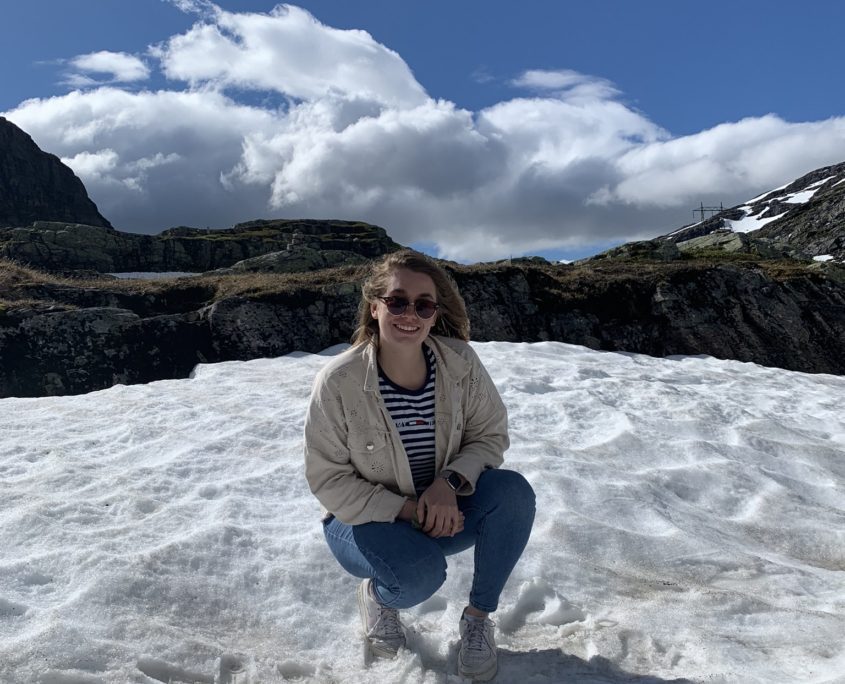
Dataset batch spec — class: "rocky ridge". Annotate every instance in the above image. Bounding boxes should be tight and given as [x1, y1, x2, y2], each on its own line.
[0, 219, 401, 274]
[2, 257, 845, 397]
[0, 117, 111, 229]
[660, 161, 845, 262]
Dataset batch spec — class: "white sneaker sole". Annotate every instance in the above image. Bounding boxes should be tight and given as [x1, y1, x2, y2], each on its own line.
[459, 658, 498, 682]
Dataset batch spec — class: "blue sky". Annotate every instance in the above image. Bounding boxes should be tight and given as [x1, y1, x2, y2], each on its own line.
[3, 0, 845, 262]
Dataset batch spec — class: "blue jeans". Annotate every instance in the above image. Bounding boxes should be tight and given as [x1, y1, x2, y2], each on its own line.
[322, 469, 535, 613]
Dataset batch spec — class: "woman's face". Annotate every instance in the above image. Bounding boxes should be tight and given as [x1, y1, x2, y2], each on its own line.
[370, 267, 439, 351]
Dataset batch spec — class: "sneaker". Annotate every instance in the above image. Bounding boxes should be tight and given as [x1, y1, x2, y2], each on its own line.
[357, 579, 406, 658]
[458, 610, 498, 681]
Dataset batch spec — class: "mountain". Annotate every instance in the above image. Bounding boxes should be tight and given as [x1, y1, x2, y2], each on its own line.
[0, 116, 112, 229]
[662, 161, 845, 261]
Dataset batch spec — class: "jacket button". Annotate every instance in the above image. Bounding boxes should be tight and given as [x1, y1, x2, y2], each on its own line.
[366, 442, 374, 451]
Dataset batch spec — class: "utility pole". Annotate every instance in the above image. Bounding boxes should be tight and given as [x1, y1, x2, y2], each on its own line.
[693, 202, 725, 221]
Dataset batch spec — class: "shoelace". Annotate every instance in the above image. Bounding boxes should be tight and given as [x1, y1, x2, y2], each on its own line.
[463, 618, 491, 652]
[372, 605, 403, 639]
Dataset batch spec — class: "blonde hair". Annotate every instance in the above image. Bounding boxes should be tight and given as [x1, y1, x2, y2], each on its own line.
[352, 250, 470, 345]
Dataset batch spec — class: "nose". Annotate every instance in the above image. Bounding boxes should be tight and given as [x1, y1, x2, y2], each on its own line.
[395, 301, 421, 320]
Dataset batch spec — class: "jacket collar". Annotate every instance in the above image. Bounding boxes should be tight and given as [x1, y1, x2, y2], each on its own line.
[361, 334, 471, 392]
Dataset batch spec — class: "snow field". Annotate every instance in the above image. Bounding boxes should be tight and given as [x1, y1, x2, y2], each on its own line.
[1, 342, 844, 683]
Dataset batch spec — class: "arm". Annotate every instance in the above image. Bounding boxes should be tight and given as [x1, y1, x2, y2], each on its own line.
[303, 372, 407, 525]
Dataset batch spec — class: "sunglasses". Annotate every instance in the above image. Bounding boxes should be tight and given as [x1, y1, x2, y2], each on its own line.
[377, 296, 440, 319]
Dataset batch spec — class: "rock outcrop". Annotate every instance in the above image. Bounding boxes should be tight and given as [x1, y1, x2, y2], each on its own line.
[2, 259, 845, 397]
[0, 219, 401, 273]
[753, 164, 845, 260]
[659, 162, 845, 262]
[212, 247, 369, 275]
[0, 117, 112, 229]
[674, 231, 812, 260]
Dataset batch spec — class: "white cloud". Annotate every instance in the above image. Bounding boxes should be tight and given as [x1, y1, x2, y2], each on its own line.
[68, 51, 150, 83]
[61, 149, 120, 177]
[511, 69, 621, 101]
[593, 115, 845, 208]
[5, 3, 845, 262]
[152, 4, 427, 109]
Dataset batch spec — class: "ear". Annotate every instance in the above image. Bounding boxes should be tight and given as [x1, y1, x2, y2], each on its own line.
[370, 302, 378, 319]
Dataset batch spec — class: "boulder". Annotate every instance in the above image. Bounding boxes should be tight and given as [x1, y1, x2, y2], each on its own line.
[213, 246, 369, 275]
[0, 306, 212, 397]
[676, 231, 811, 260]
[585, 239, 682, 262]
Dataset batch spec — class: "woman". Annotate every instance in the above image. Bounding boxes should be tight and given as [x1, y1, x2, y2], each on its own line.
[304, 250, 535, 681]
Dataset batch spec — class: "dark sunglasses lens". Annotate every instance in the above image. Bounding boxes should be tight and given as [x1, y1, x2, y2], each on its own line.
[415, 301, 438, 319]
[385, 298, 409, 315]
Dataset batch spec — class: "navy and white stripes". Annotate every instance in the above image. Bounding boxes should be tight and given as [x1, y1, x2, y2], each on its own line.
[378, 346, 437, 496]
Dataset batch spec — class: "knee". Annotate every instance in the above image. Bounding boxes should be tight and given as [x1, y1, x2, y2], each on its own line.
[481, 469, 536, 511]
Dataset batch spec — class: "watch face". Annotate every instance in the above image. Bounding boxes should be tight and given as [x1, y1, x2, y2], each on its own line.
[446, 472, 462, 490]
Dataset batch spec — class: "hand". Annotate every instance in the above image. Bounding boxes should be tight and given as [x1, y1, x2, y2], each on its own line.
[417, 479, 465, 538]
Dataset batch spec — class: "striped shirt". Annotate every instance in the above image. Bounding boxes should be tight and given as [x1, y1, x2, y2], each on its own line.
[378, 346, 437, 497]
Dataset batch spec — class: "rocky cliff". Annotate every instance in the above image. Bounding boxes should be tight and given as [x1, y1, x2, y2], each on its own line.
[2, 258, 844, 397]
[0, 218, 401, 273]
[0, 117, 112, 229]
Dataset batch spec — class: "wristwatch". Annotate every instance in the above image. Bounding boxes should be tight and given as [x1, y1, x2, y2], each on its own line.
[439, 470, 463, 491]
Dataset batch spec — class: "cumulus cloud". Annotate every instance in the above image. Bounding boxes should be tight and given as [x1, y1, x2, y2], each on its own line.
[594, 116, 845, 208]
[152, 4, 427, 108]
[66, 50, 150, 84]
[5, 3, 845, 262]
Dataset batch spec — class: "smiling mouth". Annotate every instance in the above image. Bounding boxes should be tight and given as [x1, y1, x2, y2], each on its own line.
[394, 323, 419, 333]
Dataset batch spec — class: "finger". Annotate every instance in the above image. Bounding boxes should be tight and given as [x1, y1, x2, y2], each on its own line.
[422, 509, 441, 534]
[430, 513, 449, 538]
[420, 506, 443, 532]
[437, 514, 456, 537]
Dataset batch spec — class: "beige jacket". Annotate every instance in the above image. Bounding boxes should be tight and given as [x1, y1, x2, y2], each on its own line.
[304, 335, 508, 525]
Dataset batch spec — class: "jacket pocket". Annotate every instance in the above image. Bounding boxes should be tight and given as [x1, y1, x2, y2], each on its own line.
[347, 429, 393, 481]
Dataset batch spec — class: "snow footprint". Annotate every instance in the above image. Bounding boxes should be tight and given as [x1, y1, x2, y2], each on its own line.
[498, 578, 586, 634]
[136, 656, 213, 683]
[217, 653, 250, 683]
[0, 597, 28, 617]
[276, 659, 317, 681]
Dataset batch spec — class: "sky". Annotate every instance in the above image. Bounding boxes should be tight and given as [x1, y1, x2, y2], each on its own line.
[3, 1, 845, 262]
[1, 341, 844, 682]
